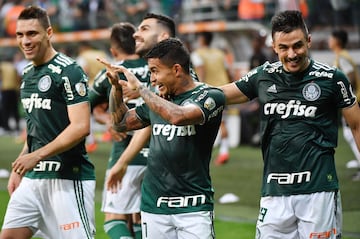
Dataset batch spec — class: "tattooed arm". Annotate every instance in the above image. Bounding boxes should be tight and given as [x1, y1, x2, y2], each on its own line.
[109, 85, 148, 132]
[98, 57, 204, 126]
[136, 84, 203, 125]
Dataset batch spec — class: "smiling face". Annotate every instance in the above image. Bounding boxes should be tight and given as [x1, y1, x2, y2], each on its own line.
[272, 28, 311, 73]
[16, 18, 53, 66]
[133, 18, 170, 57]
[148, 58, 177, 97]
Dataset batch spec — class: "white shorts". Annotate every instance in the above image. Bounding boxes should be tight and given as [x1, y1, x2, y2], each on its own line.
[101, 165, 146, 214]
[141, 211, 215, 239]
[2, 177, 96, 239]
[256, 191, 342, 239]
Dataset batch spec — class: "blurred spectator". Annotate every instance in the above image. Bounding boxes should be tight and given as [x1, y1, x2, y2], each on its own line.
[221, 0, 239, 21]
[239, 32, 269, 146]
[58, 0, 109, 31]
[350, 0, 360, 46]
[191, 31, 232, 165]
[2, 0, 27, 37]
[277, 0, 309, 19]
[238, 0, 265, 22]
[57, 0, 80, 32]
[249, 32, 268, 69]
[222, 45, 236, 82]
[34, 0, 59, 30]
[78, 0, 109, 29]
[0, 0, 16, 36]
[76, 41, 108, 153]
[76, 41, 108, 86]
[72, 0, 91, 30]
[123, 0, 149, 26]
[0, 56, 21, 133]
[328, 29, 360, 181]
[330, 0, 352, 29]
[13, 50, 29, 142]
[160, 0, 183, 19]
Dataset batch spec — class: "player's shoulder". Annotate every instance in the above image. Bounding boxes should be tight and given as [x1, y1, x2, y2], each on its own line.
[52, 53, 77, 68]
[242, 61, 281, 78]
[310, 59, 335, 72]
[194, 83, 225, 100]
[309, 59, 344, 79]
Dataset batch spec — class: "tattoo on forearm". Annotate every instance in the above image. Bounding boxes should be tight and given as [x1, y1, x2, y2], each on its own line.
[109, 86, 148, 131]
[109, 86, 128, 131]
[138, 85, 174, 122]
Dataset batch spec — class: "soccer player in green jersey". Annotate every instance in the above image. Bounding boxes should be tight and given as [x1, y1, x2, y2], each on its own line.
[104, 13, 200, 187]
[100, 38, 225, 239]
[221, 10, 360, 239]
[89, 22, 149, 239]
[0, 6, 96, 239]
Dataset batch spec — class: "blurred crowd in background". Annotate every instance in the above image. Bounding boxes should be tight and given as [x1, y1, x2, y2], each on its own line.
[0, 0, 360, 144]
[0, 0, 359, 39]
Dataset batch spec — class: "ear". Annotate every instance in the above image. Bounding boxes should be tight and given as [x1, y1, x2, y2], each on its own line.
[46, 26, 53, 39]
[110, 47, 117, 58]
[307, 34, 312, 49]
[173, 64, 181, 76]
[159, 32, 170, 42]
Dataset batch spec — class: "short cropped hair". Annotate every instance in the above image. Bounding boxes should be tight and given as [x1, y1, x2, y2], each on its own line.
[143, 13, 176, 37]
[110, 22, 136, 54]
[18, 5, 51, 30]
[271, 10, 309, 39]
[145, 38, 190, 74]
[198, 31, 213, 46]
[331, 29, 348, 49]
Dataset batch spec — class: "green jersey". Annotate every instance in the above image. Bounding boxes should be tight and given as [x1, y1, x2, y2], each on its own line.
[89, 58, 149, 167]
[135, 83, 225, 214]
[20, 53, 95, 180]
[235, 59, 356, 196]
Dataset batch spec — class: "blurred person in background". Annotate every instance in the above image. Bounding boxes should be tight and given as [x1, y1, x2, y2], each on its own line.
[34, 0, 59, 30]
[2, 0, 27, 37]
[191, 31, 231, 165]
[123, 0, 149, 26]
[328, 29, 360, 181]
[13, 50, 30, 143]
[0, 55, 21, 134]
[329, 0, 352, 29]
[237, 0, 265, 22]
[238, 32, 269, 146]
[76, 40, 109, 153]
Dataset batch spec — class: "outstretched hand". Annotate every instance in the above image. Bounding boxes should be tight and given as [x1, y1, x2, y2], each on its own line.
[96, 57, 122, 89]
[96, 57, 142, 92]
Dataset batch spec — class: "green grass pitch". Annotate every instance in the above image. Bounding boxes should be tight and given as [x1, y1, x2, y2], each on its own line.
[0, 129, 359, 238]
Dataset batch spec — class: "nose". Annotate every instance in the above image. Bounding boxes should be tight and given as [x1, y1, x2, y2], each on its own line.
[133, 31, 139, 39]
[21, 35, 32, 46]
[287, 48, 297, 59]
[150, 74, 156, 86]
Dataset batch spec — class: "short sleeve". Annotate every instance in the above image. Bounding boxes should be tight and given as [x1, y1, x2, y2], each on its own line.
[189, 87, 226, 123]
[333, 69, 357, 108]
[62, 64, 89, 105]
